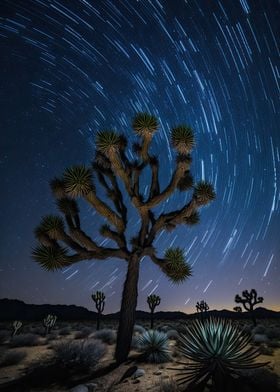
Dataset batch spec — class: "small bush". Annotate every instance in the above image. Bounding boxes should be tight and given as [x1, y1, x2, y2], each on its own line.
[267, 340, 280, 348]
[134, 324, 146, 334]
[0, 331, 9, 344]
[53, 339, 106, 371]
[137, 330, 171, 363]
[0, 350, 27, 367]
[266, 327, 280, 340]
[75, 327, 92, 339]
[253, 325, 266, 334]
[166, 330, 178, 340]
[158, 325, 172, 333]
[93, 329, 116, 345]
[32, 326, 45, 336]
[58, 327, 71, 336]
[10, 333, 40, 347]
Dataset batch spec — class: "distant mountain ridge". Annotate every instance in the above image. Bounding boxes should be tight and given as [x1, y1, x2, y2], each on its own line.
[0, 298, 279, 321]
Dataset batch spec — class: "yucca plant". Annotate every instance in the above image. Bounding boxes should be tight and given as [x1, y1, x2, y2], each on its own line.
[32, 245, 69, 271]
[137, 330, 171, 363]
[96, 130, 121, 156]
[171, 126, 195, 154]
[63, 165, 92, 198]
[173, 317, 268, 391]
[194, 182, 216, 206]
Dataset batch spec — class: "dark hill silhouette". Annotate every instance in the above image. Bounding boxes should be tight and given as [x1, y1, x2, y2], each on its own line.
[0, 298, 279, 321]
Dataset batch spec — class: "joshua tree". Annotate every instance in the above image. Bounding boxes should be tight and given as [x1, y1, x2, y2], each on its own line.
[32, 113, 215, 363]
[196, 300, 209, 320]
[12, 320, 22, 337]
[147, 294, 161, 329]
[235, 289, 263, 326]
[92, 291, 106, 330]
[233, 306, 242, 313]
[43, 314, 57, 335]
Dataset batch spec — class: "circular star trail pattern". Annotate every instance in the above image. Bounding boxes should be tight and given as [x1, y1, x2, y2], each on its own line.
[0, 0, 279, 313]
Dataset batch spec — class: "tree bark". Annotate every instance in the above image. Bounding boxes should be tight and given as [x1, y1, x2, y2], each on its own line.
[115, 254, 140, 364]
[96, 312, 100, 331]
[150, 310, 154, 329]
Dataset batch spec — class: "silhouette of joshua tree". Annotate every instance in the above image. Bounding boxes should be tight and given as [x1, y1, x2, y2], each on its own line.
[147, 294, 161, 329]
[196, 300, 209, 321]
[32, 113, 215, 363]
[233, 306, 242, 313]
[92, 291, 105, 330]
[235, 289, 263, 326]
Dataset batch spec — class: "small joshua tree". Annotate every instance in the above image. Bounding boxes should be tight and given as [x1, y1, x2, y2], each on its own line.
[32, 113, 215, 363]
[233, 306, 242, 313]
[196, 300, 209, 320]
[12, 320, 22, 337]
[43, 314, 57, 335]
[235, 289, 263, 326]
[147, 294, 161, 329]
[92, 291, 106, 330]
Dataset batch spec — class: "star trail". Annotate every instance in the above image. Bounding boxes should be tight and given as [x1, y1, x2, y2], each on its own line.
[0, 0, 279, 313]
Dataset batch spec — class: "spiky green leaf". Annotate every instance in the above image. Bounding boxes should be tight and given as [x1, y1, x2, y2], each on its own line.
[163, 247, 192, 283]
[194, 181, 216, 205]
[50, 178, 66, 199]
[32, 245, 69, 271]
[38, 215, 65, 240]
[96, 130, 121, 155]
[137, 330, 171, 363]
[171, 126, 195, 154]
[132, 112, 158, 137]
[57, 198, 79, 216]
[63, 166, 92, 198]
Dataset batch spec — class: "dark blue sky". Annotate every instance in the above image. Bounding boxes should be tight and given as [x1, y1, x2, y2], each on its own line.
[0, 0, 279, 313]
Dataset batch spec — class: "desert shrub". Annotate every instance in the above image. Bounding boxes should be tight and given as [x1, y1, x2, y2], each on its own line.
[32, 326, 45, 336]
[0, 331, 9, 344]
[130, 335, 140, 350]
[137, 330, 171, 363]
[93, 329, 116, 345]
[134, 324, 146, 334]
[74, 327, 92, 339]
[266, 327, 280, 340]
[10, 333, 40, 347]
[267, 340, 280, 348]
[166, 330, 178, 340]
[158, 377, 179, 392]
[53, 339, 106, 371]
[0, 350, 27, 367]
[253, 334, 268, 344]
[58, 327, 71, 336]
[158, 325, 172, 333]
[253, 325, 266, 334]
[242, 368, 280, 392]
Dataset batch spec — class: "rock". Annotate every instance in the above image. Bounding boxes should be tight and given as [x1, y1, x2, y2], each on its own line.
[132, 368, 145, 379]
[70, 385, 89, 392]
[86, 383, 98, 392]
[253, 334, 268, 344]
[153, 370, 162, 375]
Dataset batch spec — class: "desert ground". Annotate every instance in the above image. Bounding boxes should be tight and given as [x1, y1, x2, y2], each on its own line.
[0, 318, 279, 392]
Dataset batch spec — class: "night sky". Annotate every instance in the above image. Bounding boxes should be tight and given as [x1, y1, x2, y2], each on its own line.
[1, 0, 279, 314]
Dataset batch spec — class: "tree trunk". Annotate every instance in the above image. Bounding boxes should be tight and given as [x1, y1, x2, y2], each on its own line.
[150, 311, 154, 329]
[115, 254, 140, 364]
[97, 312, 100, 331]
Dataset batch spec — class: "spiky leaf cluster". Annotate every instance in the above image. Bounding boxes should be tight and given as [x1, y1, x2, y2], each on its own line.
[96, 130, 121, 155]
[63, 166, 92, 198]
[50, 178, 66, 199]
[137, 330, 171, 363]
[174, 317, 267, 389]
[194, 181, 216, 205]
[32, 245, 69, 271]
[177, 172, 193, 191]
[57, 198, 79, 216]
[163, 248, 192, 283]
[171, 126, 195, 154]
[37, 215, 65, 240]
[184, 211, 200, 225]
[147, 294, 161, 310]
[132, 112, 158, 137]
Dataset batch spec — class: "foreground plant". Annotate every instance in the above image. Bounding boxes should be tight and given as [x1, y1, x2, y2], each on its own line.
[92, 291, 106, 330]
[137, 330, 171, 363]
[173, 317, 268, 391]
[32, 112, 215, 363]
